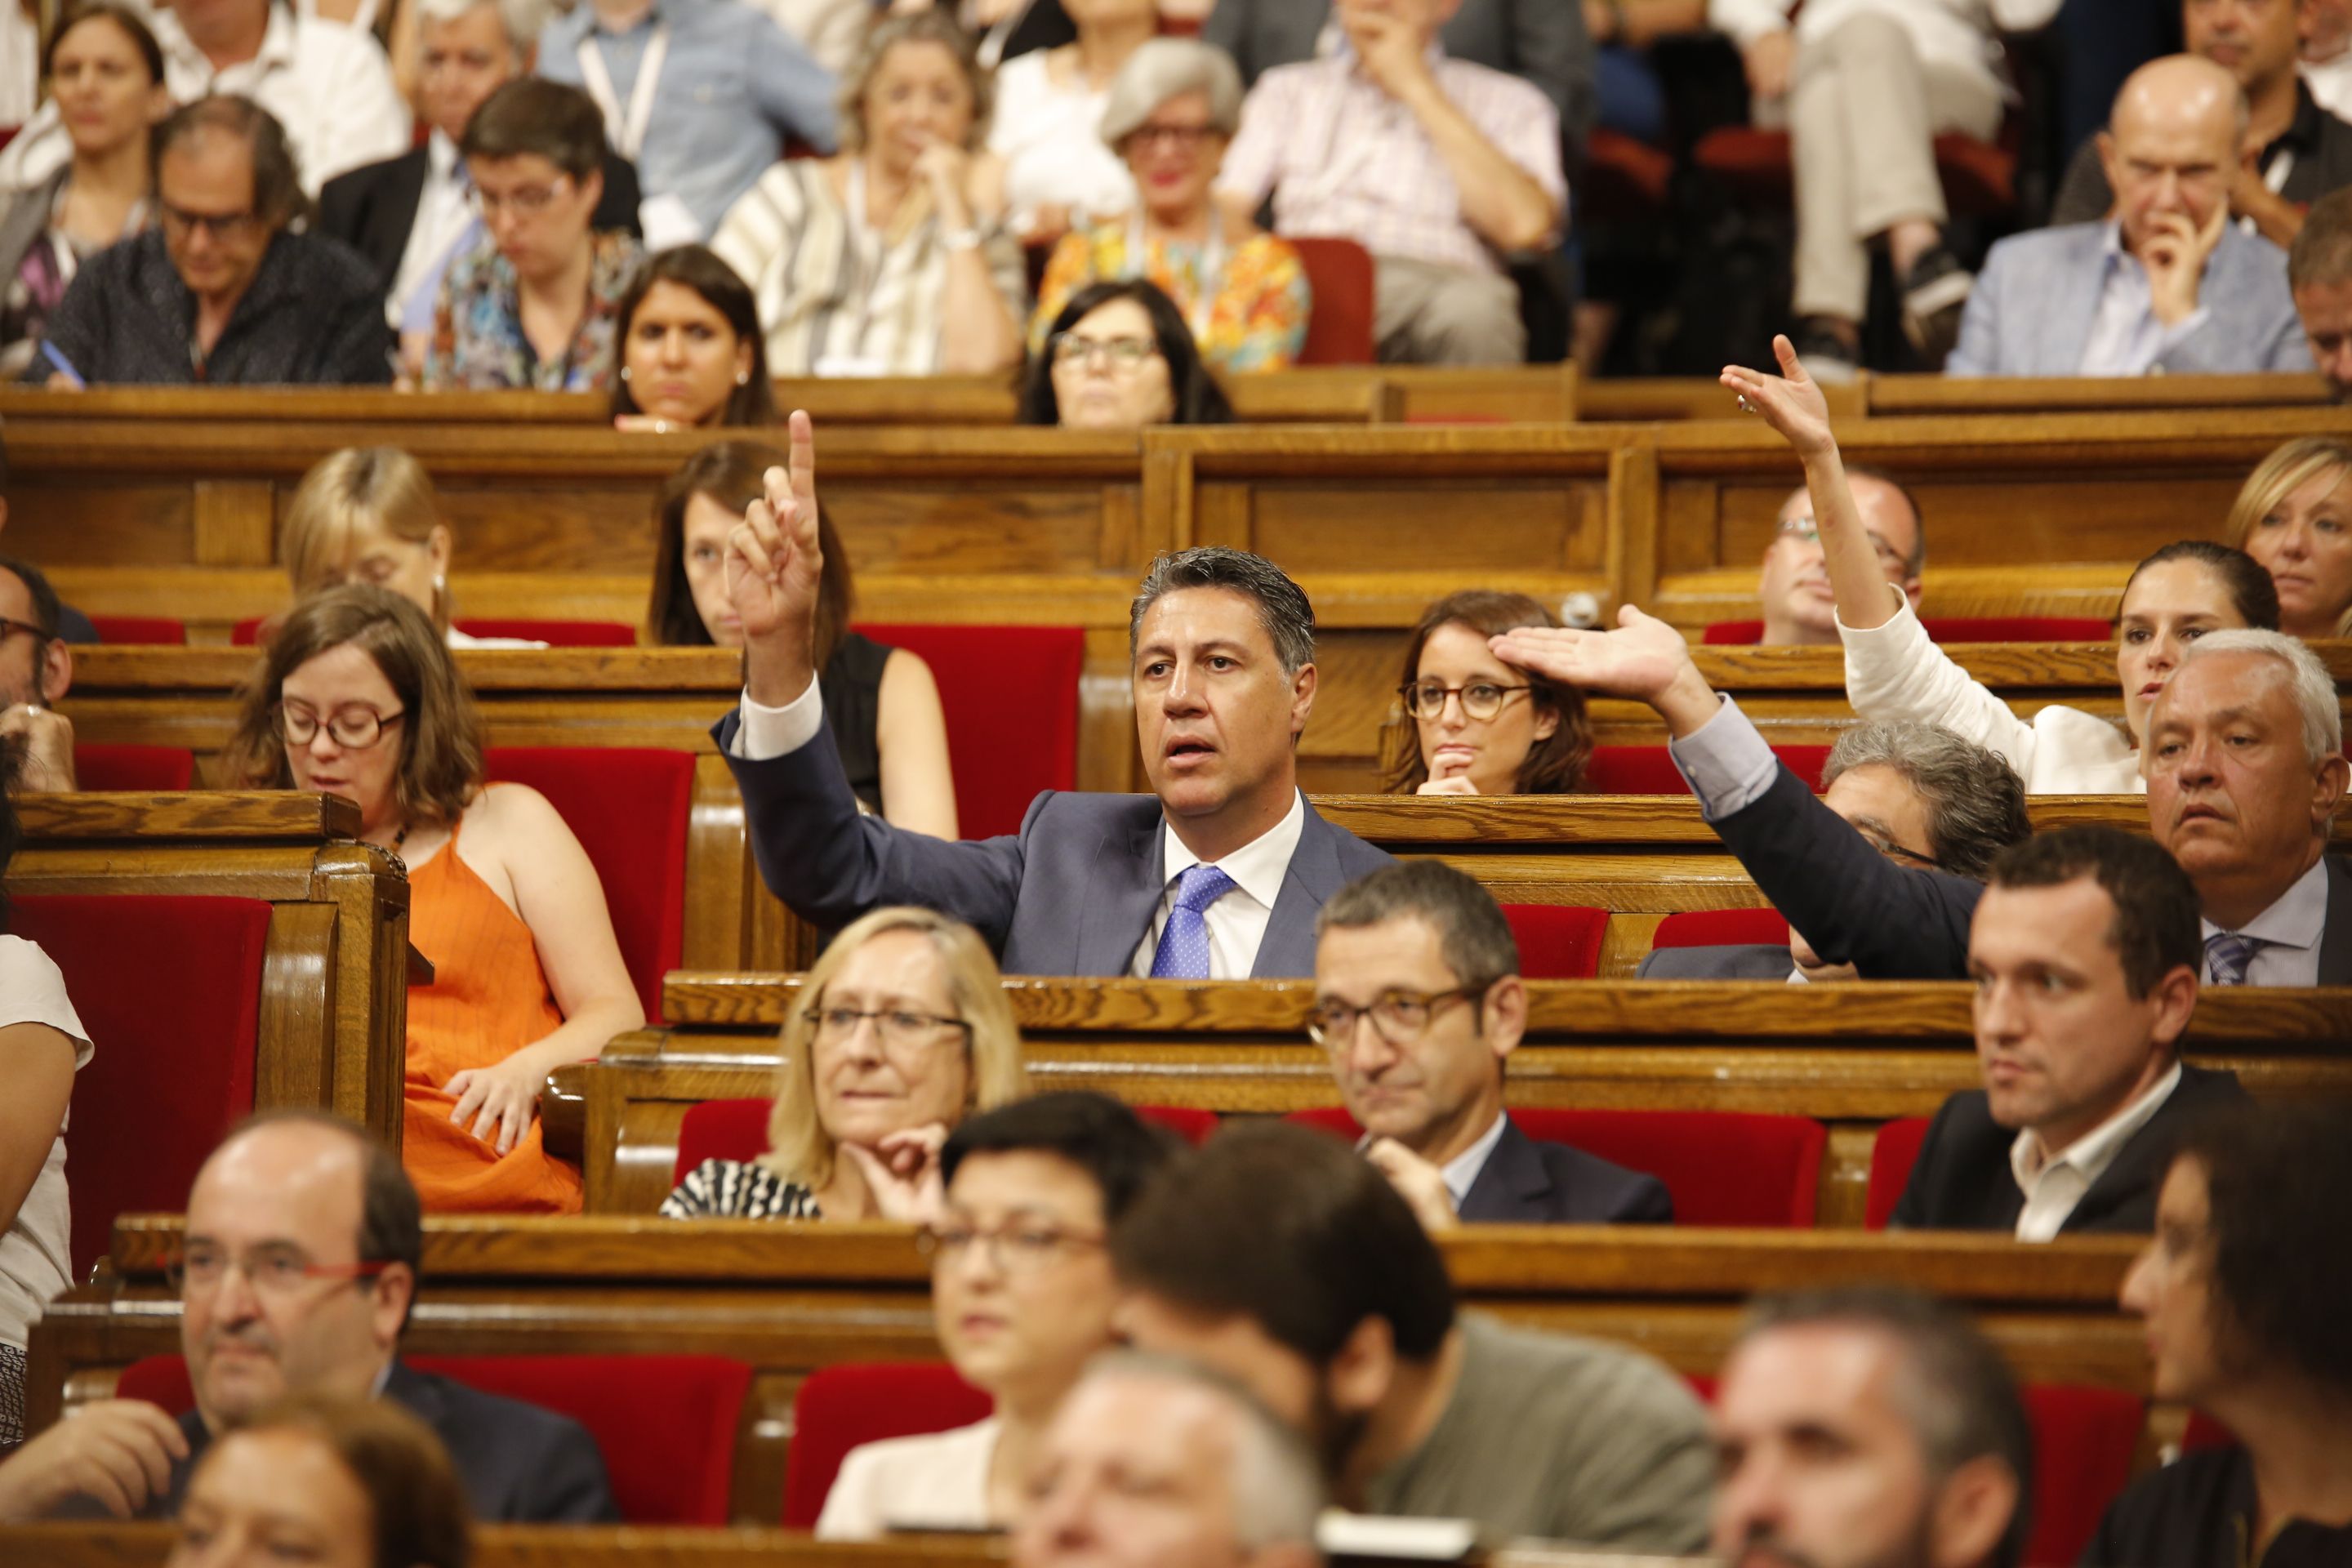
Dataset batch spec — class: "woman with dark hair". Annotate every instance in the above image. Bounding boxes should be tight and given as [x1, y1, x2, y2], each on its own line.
[1018, 278, 1232, 430]
[2086, 1102, 2352, 1568]
[645, 440, 957, 835]
[611, 245, 778, 432]
[1383, 590, 1592, 796]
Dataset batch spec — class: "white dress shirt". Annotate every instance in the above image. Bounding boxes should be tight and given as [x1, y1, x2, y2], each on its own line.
[2305, 51, 2352, 122]
[388, 133, 478, 330]
[1126, 790, 1307, 980]
[2200, 857, 2329, 987]
[2008, 1061, 2182, 1242]
[2078, 222, 2213, 376]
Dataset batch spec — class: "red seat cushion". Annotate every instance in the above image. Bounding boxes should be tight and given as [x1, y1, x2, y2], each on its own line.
[1652, 909, 1791, 949]
[9, 896, 269, 1278]
[1289, 1106, 1826, 1226]
[783, 1362, 995, 1528]
[1581, 129, 1675, 222]
[84, 616, 185, 644]
[1705, 617, 2109, 644]
[1501, 904, 1608, 978]
[1290, 236, 1377, 365]
[1864, 1116, 1934, 1231]
[1137, 1105, 1220, 1146]
[453, 619, 637, 648]
[2020, 1385, 2146, 1566]
[1586, 744, 1831, 794]
[1694, 127, 2013, 215]
[229, 617, 265, 646]
[72, 744, 195, 792]
[675, 1098, 1223, 1187]
[115, 1353, 748, 1525]
[484, 748, 693, 1020]
[852, 625, 1082, 842]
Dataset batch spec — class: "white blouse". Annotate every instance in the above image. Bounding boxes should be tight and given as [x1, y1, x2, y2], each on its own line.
[0, 936, 91, 1349]
[815, 1417, 1000, 1539]
[987, 51, 1137, 234]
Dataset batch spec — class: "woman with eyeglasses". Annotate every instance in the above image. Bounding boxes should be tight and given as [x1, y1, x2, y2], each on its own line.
[1383, 590, 1592, 797]
[815, 1091, 1178, 1536]
[1030, 39, 1307, 374]
[1726, 335, 2279, 792]
[661, 906, 1031, 1222]
[223, 586, 644, 1213]
[1018, 278, 1232, 430]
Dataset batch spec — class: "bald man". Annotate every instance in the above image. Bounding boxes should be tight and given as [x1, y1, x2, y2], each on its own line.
[1755, 471, 1922, 647]
[1948, 56, 2311, 376]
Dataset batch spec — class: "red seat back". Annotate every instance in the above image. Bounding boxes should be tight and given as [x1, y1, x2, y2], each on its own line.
[1500, 904, 1608, 978]
[483, 748, 693, 1020]
[2020, 1385, 2147, 1566]
[851, 625, 1083, 841]
[1290, 237, 1376, 365]
[73, 744, 195, 792]
[452, 619, 637, 647]
[230, 617, 265, 645]
[674, 1098, 1222, 1187]
[114, 1353, 748, 1525]
[1705, 617, 2110, 645]
[9, 896, 269, 1279]
[1586, 744, 1831, 794]
[783, 1362, 994, 1528]
[1864, 1116, 1935, 1230]
[84, 616, 185, 644]
[1289, 1106, 1826, 1226]
[1651, 909, 1791, 949]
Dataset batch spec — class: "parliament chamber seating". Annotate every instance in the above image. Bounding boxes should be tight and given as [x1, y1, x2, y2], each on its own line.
[2016, 1384, 2151, 1567]
[854, 623, 1085, 840]
[1584, 743, 1831, 794]
[1865, 1116, 1936, 1232]
[1288, 237, 1378, 365]
[70, 743, 194, 792]
[82, 616, 183, 644]
[1650, 907, 1791, 949]
[1701, 616, 2114, 644]
[229, 616, 638, 646]
[1499, 903, 1609, 978]
[782, 1362, 994, 1529]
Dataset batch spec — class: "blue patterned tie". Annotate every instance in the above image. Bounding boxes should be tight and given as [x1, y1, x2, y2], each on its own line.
[1147, 864, 1237, 980]
[2204, 933, 2267, 987]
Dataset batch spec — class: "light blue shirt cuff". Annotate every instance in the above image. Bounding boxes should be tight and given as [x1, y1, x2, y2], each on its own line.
[1665, 694, 1780, 821]
[731, 678, 824, 761]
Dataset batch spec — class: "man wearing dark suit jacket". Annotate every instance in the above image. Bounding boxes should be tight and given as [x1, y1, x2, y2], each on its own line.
[1314, 861, 1671, 1227]
[0, 1112, 617, 1524]
[715, 416, 1392, 977]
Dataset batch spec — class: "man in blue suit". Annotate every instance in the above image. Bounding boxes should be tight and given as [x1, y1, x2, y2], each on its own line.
[1947, 55, 2311, 377]
[714, 414, 1393, 977]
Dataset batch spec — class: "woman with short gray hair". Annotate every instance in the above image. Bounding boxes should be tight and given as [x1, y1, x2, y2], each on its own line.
[1031, 37, 1309, 374]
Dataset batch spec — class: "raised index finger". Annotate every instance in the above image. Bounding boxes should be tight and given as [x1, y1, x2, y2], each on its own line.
[787, 409, 816, 514]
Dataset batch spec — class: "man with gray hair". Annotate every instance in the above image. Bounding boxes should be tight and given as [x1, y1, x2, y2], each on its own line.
[1316, 860, 1669, 1229]
[715, 416, 1391, 976]
[2290, 185, 2352, 399]
[1013, 1350, 1325, 1568]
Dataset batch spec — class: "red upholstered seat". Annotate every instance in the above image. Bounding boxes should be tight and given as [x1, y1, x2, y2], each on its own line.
[229, 617, 265, 645]
[452, 619, 637, 647]
[852, 625, 1083, 842]
[9, 896, 269, 1278]
[784, 1362, 995, 1528]
[1704, 617, 2110, 644]
[483, 748, 693, 1020]
[73, 744, 195, 792]
[1289, 1106, 1826, 1226]
[1291, 236, 1377, 365]
[85, 616, 185, 644]
[1864, 1115, 1934, 1230]
[1651, 908, 1791, 949]
[1693, 127, 2015, 216]
[1500, 904, 1608, 978]
[1581, 129, 1675, 222]
[1136, 1105, 1221, 1146]
[114, 1353, 749, 1524]
[673, 1098, 1223, 1188]
[2020, 1385, 2146, 1566]
[1586, 744, 1831, 794]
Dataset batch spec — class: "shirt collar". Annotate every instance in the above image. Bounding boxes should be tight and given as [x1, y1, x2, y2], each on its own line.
[2271, 78, 2326, 158]
[592, 0, 666, 38]
[428, 129, 460, 182]
[2200, 855, 2330, 951]
[1158, 789, 1306, 913]
[2011, 1059, 2183, 1190]
[1439, 1110, 1508, 1206]
[152, 2, 296, 79]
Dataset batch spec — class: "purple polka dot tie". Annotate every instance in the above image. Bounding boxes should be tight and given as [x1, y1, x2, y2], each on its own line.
[1147, 864, 1238, 980]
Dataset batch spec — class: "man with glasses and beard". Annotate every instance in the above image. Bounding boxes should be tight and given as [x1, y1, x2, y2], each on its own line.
[0, 555, 76, 792]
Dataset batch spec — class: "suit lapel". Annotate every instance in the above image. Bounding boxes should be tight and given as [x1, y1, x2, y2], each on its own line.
[380, 150, 431, 268]
[2045, 226, 2111, 373]
[2315, 858, 2352, 983]
[1253, 801, 1344, 978]
[1074, 809, 1168, 976]
[1456, 1116, 1548, 1223]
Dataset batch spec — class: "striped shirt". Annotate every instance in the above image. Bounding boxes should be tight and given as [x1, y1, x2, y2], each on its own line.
[1215, 42, 1565, 277]
[710, 159, 1028, 376]
[659, 1158, 822, 1219]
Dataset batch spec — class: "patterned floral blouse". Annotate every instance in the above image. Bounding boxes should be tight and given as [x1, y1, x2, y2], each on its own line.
[421, 228, 644, 391]
[1031, 220, 1311, 374]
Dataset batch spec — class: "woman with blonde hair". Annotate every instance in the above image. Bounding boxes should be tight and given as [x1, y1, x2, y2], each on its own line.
[2228, 436, 2352, 642]
[1383, 590, 1592, 796]
[660, 906, 1030, 1222]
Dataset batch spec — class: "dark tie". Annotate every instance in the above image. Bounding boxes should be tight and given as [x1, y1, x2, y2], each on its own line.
[2204, 933, 2268, 987]
[1147, 864, 1237, 980]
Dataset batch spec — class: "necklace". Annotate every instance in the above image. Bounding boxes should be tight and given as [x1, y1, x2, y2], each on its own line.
[376, 822, 412, 871]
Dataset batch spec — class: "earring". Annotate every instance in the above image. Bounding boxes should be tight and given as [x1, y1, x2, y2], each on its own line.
[736, 371, 751, 385]
[619, 364, 633, 381]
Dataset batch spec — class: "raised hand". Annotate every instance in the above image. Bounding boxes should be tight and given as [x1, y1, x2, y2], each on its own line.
[1491, 606, 1723, 739]
[1722, 334, 1836, 461]
[727, 409, 825, 703]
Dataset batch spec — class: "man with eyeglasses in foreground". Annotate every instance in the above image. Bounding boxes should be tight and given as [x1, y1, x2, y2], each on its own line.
[0, 1111, 617, 1523]
[1753, 470, 1924, 648]
[1312, 860, 1669, 1229]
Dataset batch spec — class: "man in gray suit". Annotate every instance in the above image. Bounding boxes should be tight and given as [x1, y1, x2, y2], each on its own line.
[1947, 55, 2312, 376]
[714, 414, 1392, 977]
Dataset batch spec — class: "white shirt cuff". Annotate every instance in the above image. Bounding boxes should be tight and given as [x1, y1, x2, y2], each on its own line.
[732, 678, 824, 761]
[1666, 694, 1781, 820]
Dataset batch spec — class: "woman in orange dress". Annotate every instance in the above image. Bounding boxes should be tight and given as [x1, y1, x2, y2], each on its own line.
[224, 585, 644, 1212]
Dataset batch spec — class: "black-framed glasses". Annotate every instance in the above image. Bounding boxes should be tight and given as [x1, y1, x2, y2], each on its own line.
[1307, 985, 1486, 1049]
[1124, 122, 1219, 152]
[1049, 332, 1159, 369]
[274, 702, 405, 750]
[1856, 830, 1941, 871]
[1775, 514, 1909, 575]
[916, 1220, 1107, 1275]
[805, 1005, 973, 1053]
[0, 614, 50, 644]
[160, 202, 261, 242]
[1400, 679, 1535, 722]
[167, 1241, 390, 1299]
[475, 175, 573, 220]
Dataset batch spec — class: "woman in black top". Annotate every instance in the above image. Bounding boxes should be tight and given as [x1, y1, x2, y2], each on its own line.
[646, 439, 958, 837]
[2086, 1102, 2352, 1568]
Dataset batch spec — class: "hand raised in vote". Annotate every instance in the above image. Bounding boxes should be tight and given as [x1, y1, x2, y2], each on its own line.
[1491, 606, 1722, 739]
[727, 409, 826, 703]
[1721, 334, 1834, 461]
[1363, 1138, 1458, 1234]
[842, 1121, 951, 1224]
[0, 1398, 188, 1521]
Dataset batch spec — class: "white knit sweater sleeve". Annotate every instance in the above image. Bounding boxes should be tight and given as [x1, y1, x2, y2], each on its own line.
[1839, 599, 2042, 777]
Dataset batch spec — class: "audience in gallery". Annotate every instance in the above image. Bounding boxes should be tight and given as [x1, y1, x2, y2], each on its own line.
[1011, 1351, 1325, 1568]
[2229, 436, 2352, 639]
[318, 0, 643, 341]
[1584, 0, 1702, 149]
[222, 586, 644, 1213]
[661, 906, 1031, 1220]
[1110, 1120, 1714, 1548]
[277, 447, 544, 650]
[1311, 861, 1671, 1227]
[610, 245, 777, 431]
[1748, 468, 1925, 649]
[1727, 334, 2281, 792]
[710, 12, 1025, 377]
[1708, 0, 2052, 380]
[1638, 719, 2030, 981]
[1950, 57, 2311, 377]
[0, 779, 86, 1452]
[816, 1091, 1178, 1535]
[42, 96, 390, 386]
[0, 1111, 617, 1522]
[0, 0, 408, 202]
[647, 439, 956, 835]
[1029, 39, 1311, 375]
[986, 0, 1150, 242]
[1711, 1285, 2032, 1568]
[756, 0, 871, 78]
[0, 553, 77, 791]
[167, 1392, 472, 1568]
[2306, 0, 2352, 118]
[535, 0, 837, 245]
[0, 4, 167, 380]
[1214, 0, 1565, 367]
[420, 78, 643, 393]
[716, 416, 1391, 976]
[1020, 278, 1236, 429]
[2292, 185, 2352, 397]
[2085, 1102, 2352, 1568]
[1380, 588, 1591, 796]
